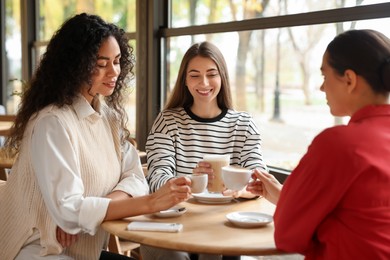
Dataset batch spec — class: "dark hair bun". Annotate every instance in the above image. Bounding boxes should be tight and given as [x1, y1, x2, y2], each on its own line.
[380, 57, 390, 92]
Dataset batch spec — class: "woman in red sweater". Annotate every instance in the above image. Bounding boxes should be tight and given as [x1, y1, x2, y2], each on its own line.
[247, 29, 390, 259]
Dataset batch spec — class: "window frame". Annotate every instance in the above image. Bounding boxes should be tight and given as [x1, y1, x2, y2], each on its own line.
[3, 1, 390, 175]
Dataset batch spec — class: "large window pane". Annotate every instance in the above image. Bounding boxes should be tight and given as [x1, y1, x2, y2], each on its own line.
[5, 0, 21, 114]
[171, 0, 389, 27]
[126, 39, 137, 137]
[38, 0, 136, 41]
[166, 17, 390, 170]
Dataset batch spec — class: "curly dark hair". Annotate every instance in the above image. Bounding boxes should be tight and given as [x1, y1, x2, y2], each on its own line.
[6, 13, 135, 152]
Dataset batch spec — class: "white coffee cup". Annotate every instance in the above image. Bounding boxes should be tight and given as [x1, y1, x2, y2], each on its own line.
[190, 174, 208, 193]
[222, 166, 252, 191]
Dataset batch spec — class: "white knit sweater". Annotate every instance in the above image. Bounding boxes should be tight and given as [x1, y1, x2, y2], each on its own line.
[0, 99, 126, 259]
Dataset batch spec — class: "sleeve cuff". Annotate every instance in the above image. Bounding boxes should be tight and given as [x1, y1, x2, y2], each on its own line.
[79, 197, 111, 235]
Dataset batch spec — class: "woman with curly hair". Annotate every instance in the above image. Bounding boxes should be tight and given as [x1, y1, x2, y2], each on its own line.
[0, 13, 191, 259]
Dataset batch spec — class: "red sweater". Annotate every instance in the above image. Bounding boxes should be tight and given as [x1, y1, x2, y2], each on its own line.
[274, 105, 390, 259]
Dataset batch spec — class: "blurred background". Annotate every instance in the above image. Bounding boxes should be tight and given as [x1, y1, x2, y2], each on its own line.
[2, 0, 389, 171]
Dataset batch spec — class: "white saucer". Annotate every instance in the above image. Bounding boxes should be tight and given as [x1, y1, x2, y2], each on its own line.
[192, 192, 233, 204]
[226, 212, 273, 227]
[153, 206, 187, 218]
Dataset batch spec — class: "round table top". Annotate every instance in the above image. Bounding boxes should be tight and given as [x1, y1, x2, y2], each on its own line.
[102, 197, 286, 256]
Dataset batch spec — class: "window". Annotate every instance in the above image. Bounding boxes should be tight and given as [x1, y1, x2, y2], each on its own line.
[2, 1, 390, 169]
[4, 0, 22, 114]
[164, 1, 390, 170]
[171, 0, 390, 27]
[38, 0, 136, 41]
[4, 0, 137, 136]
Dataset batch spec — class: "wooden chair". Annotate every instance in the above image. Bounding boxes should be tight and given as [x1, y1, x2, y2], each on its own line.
[0, 115, 16, 145]
[0, 148, 16, 181]
[108, 234, 141, 259]
[142, 164, 148, 176]
[0, 164, 9, 181]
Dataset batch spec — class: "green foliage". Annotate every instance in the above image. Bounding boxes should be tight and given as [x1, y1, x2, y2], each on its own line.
[8, 79, 28, 97]
[5, 0, 21, 38]
[39, 0, 136, 40]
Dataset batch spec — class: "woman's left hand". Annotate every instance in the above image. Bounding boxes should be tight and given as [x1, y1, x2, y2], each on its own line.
[56, 226, 79, 248]
[222, 187, 258, 199]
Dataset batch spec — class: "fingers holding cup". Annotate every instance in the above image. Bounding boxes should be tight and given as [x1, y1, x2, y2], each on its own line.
[221, 166, 252, 191]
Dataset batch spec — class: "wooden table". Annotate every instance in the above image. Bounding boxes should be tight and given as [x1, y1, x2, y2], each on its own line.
[102, 197, 286, 256]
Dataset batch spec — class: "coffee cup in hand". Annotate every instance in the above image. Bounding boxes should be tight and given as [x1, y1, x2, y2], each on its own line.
[190, 174, 208, 193]
[203, 154, 230, 193]
[222, 166, 252, 191]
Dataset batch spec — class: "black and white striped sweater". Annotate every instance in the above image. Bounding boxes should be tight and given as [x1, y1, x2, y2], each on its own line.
[146, 107, 267, 192]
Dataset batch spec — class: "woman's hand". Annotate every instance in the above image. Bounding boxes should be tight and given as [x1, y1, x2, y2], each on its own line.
[56, 226, 79, 248]
[193, 161, 214, 189]
[222, 187, 258, 199]
[246, 169, 282, 205]
[151, 176, 192, 212]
